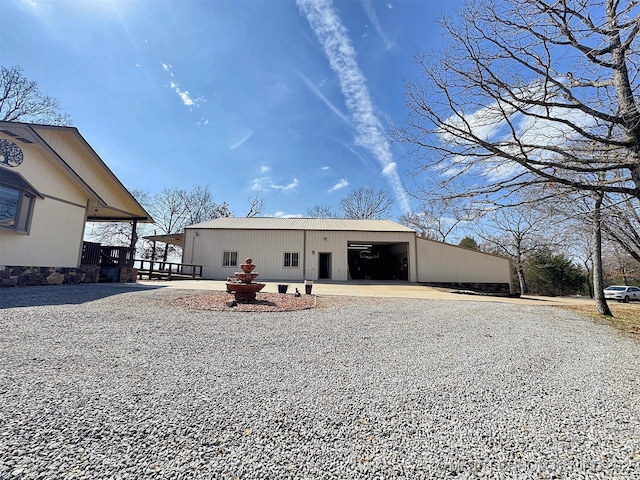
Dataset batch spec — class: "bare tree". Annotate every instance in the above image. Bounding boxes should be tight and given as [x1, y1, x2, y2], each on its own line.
[394, 0, 640, 203]
[602, 196, 640, 263]
[339, 187, 393, 220]
[307, 204, 338, 218]
[393, 0, 640, 314]
[1, 66, 71, 125]
[183, 185, 232, 225]
[87, 186, 231, 261]
[563, 217, 596, 298]
[148, 186, 232, 260]
[474, 202, 566, 295]
[246, 192, 264, 218]
[603, 243, 640, 285]
[398, 198, 475, 241]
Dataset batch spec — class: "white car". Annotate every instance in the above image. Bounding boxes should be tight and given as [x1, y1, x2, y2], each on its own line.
[604, 285, 640, 303]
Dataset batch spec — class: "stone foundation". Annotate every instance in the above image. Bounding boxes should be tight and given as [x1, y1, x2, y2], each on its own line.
[421, 282, 513, 295]
[0, 266, 101, 287]
[118, 267, 138, 283]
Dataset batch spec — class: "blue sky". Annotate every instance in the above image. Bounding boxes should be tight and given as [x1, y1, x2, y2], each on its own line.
[1, 0, 459, 219]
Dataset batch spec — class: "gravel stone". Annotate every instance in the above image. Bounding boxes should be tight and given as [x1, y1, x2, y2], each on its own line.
[1, 284, 639, 479]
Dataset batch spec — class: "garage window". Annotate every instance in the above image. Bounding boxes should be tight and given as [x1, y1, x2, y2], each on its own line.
[222, 251, 238, 267]
[283, 252, 299, 268]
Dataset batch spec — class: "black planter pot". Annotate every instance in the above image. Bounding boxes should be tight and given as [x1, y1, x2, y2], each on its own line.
[278, 284, 288, 294]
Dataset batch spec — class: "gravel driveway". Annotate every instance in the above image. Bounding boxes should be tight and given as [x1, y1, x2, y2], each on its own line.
[1, 284, 639, 479]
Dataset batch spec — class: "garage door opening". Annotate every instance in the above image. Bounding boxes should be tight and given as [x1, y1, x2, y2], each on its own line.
[347, 242, 409, 280]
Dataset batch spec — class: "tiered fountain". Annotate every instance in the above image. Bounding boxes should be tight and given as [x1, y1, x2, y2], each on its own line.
[226, 258, 266, 303]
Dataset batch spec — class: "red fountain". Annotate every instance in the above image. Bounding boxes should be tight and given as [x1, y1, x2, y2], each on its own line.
[226, 258, 266, 303]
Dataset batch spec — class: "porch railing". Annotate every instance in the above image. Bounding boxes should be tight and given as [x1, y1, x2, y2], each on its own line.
[133, 259, 203, 280]
[99, 246, 134, 267]
[81, 242, 202, 280]
[80, 241, 101, 266]
[81, 242, 134, 268]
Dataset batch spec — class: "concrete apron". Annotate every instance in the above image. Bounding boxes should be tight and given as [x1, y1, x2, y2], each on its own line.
[136, 279, 595, 307]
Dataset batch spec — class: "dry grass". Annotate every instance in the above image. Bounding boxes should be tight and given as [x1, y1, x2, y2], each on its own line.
[558, 302, 640, 339]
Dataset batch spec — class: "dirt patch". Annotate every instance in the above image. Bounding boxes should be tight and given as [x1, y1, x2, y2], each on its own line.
[173, 291, 316, 312]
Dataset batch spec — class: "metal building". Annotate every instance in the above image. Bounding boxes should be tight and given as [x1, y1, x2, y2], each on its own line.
[183, 217, 513, 293]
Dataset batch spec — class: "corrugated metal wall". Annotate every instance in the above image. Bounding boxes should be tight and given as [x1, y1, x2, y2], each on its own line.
[186, 226, 512, 286]
[305, 230, 416, 281]
[184, 229, 306, 280]
[184, 228, 418, 281]
[416, 238, 511, 285]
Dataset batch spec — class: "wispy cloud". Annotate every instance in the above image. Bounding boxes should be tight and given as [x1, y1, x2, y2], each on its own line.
[251, 178, 265, 190]
[273, 211, 304, 218]
[261, 165, 271, 173]
[161, 63, 174, 77]
[169, 82, 198, 106]
[360, 0, 393, 50]
[271, 178, 300, 190]
[321, 166, 330, 171]
[297, 0, 410, 213]
[297, 70, 352, 126]
[161, 63, 206, 109]
[229, 129, 254, 150]
[328, 178, 349, 192]
[440, 82, 596, 182]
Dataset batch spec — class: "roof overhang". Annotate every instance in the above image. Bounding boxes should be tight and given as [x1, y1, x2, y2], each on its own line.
[143, 233, 184, 247]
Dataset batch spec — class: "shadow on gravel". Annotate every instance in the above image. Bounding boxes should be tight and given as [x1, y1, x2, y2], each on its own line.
[0, 283, 163, 309]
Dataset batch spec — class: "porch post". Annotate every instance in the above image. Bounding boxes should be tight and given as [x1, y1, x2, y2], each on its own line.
[130, 219, 138, 267]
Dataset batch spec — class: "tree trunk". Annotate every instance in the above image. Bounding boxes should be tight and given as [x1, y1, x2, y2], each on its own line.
[583, 261, 593, 298]
[516, 264, 528, 295]
[593, 193, 613, 316]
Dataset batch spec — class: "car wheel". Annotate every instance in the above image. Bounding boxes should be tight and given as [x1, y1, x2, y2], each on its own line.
[624, 295, 630, 303]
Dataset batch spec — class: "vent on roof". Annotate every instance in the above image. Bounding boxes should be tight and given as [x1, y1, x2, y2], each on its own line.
[16, 137, 33, 144]
[0, 130, 18, 137]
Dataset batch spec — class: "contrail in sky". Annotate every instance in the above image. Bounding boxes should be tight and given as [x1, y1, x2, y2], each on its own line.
[297, 0, 410, 213]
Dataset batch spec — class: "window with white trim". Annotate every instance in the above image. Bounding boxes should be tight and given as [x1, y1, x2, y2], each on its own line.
[222, 251, 238, 267]
[283, 251, 299, 268]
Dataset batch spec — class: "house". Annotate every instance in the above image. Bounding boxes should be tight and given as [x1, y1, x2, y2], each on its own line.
[183, 217, 513, 293]
[0, 122, 152, 286]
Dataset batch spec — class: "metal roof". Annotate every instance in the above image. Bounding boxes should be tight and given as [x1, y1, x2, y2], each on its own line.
[186, 217, 416, 233]
[143, 233, 184, 247]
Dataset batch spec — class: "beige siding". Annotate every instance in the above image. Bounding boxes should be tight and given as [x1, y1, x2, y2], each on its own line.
[183, 229, 306, 280]
[416, 238, 511, 285]
[1, 125, 149, 269]
[35, 129, 145, 217]
[0, 197, 86, 267]
[11, 143, 88, 206]
[305, 230, 416, 281]
[184, 228, 417, 282]
[0, 139, 90, 267]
